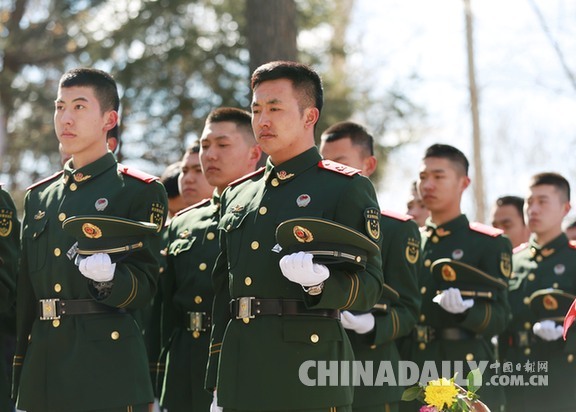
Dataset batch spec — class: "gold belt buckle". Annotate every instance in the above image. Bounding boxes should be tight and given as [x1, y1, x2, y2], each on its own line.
[187, 312, 206, 332]
[236, 297, 255, 320]
[40, 298, 60, 320]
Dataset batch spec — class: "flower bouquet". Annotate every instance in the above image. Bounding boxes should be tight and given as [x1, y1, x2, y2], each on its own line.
[401, 371, 490, 412]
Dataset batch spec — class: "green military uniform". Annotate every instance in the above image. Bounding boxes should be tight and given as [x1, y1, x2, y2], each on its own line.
[0, 186, 20, 411]
[205, 148, 384, 411]
[13, 153, 167, 412]
[499, 234, 576, 412]
[345, 210, 421, 412]
[155, 195, 220, 411]
[400, 214, 511, 412]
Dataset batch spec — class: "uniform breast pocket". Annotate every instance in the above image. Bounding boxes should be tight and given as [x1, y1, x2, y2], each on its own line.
[218, 211, 249, 268]
[168, 237, 197, 257]
[25, 218, 49, 272]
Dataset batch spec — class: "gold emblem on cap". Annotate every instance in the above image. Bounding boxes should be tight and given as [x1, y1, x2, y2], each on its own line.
[82, 223, 103, 239]
[441, 264, 457, 282]
[293, 225, 314, 243]
[543, 294, 558, 311]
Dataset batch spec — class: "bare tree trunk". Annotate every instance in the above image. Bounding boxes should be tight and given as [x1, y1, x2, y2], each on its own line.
[245, 0, 298, 76]
[463, 0, 485, 222]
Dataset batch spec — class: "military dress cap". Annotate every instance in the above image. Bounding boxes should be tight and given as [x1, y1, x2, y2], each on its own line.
[528, 288, 576, 322]
[62, 215, 159, 256]
[275, 217, 380, 271]
[431, 258, 507, 300]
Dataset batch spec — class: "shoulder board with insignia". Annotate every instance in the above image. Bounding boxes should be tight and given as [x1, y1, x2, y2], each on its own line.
[381, 209, 413, 222]
[469, 222, 503, 237]
[27, 171, 64, 191]
[513, 242, 529, 254]
[569, 240, 576, 250]
[118, 164, 158, 183]
[228, 167, 265, 187]
[317, 160, 360, 176]
[174, 198, 212, 217]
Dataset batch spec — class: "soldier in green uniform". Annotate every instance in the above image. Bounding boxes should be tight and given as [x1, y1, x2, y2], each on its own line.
[0, 186, 19, 412]
[205, 61, 384, 412]
[320, 121, 421, 412]
[155, 107, 260, 412]
[499, 172, 576, 412]
[399, 144, 511, 412]
[12, 67, 168, 412]
[490, 195, 530, 249]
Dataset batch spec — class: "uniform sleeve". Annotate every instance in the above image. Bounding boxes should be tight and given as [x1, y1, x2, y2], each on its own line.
[458, 235, 512, 336]
[372, 219, 421, 345]
[89, 181, 168, 309]
[306, 176, 384, 312]
[0, 189, 20, 312]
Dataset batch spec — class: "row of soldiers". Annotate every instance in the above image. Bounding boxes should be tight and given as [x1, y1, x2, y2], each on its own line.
[1, 62, 575, 412]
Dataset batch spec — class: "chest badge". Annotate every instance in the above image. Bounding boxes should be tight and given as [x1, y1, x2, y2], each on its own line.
[95, 198, 109, 211]
[0, 209, 13, 237]
[276, 171, 294, 180]
[296, 194, 311, 208]
[34, 210, 45, 220]
[452, 249, 464, 260]
[364, 207, 380, 242]
[554, 264, 566, 275]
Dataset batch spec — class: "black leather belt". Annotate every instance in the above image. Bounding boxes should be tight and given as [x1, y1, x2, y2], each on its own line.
[38, 298, 124, 320]
[414, 325, 478, 342]
[183, 311, 211, 333]
[230, 297, 340, 320]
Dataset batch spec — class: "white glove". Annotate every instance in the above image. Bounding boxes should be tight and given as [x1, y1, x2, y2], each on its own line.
[340, 311, 375, 334]
[78, 253, 116, 282]
[210, 391, 223, 412]
[433, 288, 474, 314]
[533, 320, 563, 341]
[279, 251, 330, 287]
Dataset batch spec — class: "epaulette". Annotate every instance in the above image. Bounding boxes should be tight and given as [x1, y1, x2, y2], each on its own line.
[569, 240, 576, 250]
[317, 160, 360, 176]
[228, 167, 265, 187]
[469, 222, 503, 237]
[381, 209, 413, 222]
[27, 171, 64, 191]
[174, 198, 211, 217]
[118, 164, 158, 183]
[513, 242, 529, 254]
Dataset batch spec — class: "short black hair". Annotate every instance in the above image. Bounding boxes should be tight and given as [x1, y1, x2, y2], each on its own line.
[530, 172, 571, 202]
[185, 140, 201, 155]
[59, 67, 120, 113]
[424, 143, 469, 176]
[321, 121, 374, 156]
[205, 107, 254, 144]
[496, 196, 525, 219]
[250, 61, 323, 115]
[160, 162, 181, 199]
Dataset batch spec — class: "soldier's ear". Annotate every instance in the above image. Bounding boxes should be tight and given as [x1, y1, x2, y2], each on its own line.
[461, 175, 471, 191]
[303, 107, 319, 130]
[104, 111, 118, 133]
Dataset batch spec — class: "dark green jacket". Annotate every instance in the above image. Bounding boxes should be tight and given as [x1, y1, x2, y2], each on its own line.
[499, 233, 576, 412]
[347, 211, 421, 410]
[206, 148, 384, 411]
[13, 153, 167, 411]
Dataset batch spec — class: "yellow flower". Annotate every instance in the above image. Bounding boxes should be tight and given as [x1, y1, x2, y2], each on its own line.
[423, 377, 459, 410]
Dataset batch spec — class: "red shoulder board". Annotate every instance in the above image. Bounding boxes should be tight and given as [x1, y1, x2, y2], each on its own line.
[381, 209, 412, 222]
[228, 167, 265, 187]
[175, 198, 211, 217]
[513, 242, 529, 254]
[118, 164, 158, 183]
[469, 222, 503, 237]
[569, 240, 576, 250]
[27, 171, 64, 191]
[317, 160, 360, 176]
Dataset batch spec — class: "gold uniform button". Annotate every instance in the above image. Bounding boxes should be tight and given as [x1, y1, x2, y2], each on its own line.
[58, 213, 66, 221]
[568, 354, 574, 363]
[226, 224, 232, 231]
[524, 347, 531, 356]
[199, 263, 207, 271]
[536, 256, 543, 262]
[54, 284, 62, 293]
[523, 297, 530, 305]
[524, 322, 531, 330]
[259, 206, 267, 215]
[466, 353, 474, 361]
[251, 241, 259, 250]
[245, 277, 252, 286]
[69, 183, 77, 191]
[111, 331, 120, 340]
[54, 248, 61, 257]
[431, 236, 439, 243]
[553, 282, 559, 289]
[159, 267, 165, 274]
[310, 334, 319, 343]
[194, 296, 203, 304]
[528, 273, 535, 281]
[419, 342, 426, 350]
[206, 232, 215, 240]
[242, 318, 250, 324]
[192, 331, 200, 339]
[52, 319, 60, 328]
[419, 314, 426, 322]
[420, 286, 427, 294]
[424, 259, 431, 267]
[271, 178, 279, 187]
[370, 344, 377, 350]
